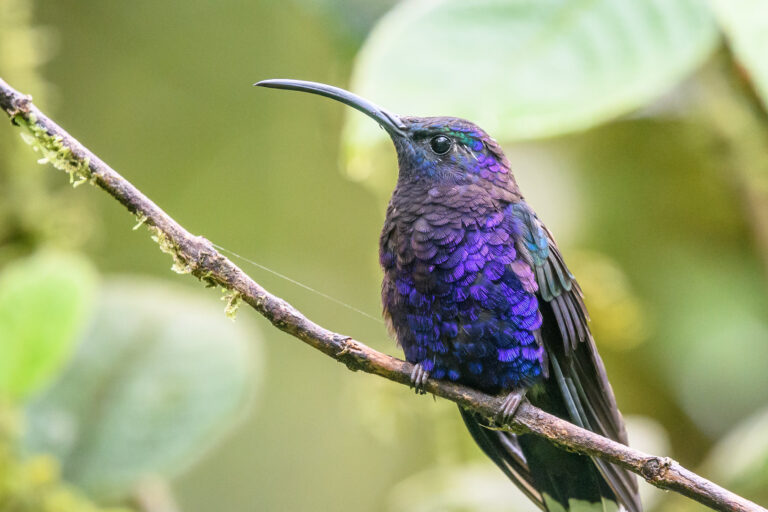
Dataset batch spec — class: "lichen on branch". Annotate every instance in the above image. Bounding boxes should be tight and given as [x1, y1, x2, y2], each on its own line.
[148, 226, 192, 275]
[13, 113, 92, 187]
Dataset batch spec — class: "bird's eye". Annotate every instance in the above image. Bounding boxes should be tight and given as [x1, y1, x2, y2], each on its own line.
[429, 135, 452, 155]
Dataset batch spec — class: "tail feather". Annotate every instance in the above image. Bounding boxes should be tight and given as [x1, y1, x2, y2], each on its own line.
[459, 407, 545, 510]
[460, 406, 623, 512]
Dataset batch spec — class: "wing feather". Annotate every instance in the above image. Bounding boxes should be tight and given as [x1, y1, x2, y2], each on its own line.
[511, 202, 642, 512]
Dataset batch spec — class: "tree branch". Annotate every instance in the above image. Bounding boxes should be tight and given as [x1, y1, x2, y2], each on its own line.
[0, 76, 764, 512]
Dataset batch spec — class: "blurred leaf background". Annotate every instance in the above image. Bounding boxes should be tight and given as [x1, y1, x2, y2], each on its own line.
[1, 0, 767, 511]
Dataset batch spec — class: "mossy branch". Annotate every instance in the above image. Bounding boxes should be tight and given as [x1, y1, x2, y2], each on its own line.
[0, 76, 764, 512]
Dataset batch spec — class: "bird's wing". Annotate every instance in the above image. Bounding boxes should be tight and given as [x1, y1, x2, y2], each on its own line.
[510, 202, 642, 512]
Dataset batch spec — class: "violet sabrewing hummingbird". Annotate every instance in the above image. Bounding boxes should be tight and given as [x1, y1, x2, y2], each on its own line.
[256, 79, 642, 512]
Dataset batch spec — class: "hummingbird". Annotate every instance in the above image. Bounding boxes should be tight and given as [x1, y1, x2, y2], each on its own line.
[256, 79, 642, 512]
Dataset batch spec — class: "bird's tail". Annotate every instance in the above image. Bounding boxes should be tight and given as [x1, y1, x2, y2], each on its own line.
[459, 407, 622, 512]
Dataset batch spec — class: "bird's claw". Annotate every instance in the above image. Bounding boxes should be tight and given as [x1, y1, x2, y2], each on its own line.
[497, 389, 526, 425]
[410, 363, 430, 395]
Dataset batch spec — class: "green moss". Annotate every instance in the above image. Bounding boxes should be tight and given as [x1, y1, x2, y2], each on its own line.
[131, 214, 147, 231]
[147, 226, 191, 275]
[222, 289, 242, 320]
[199, 270, 220, 288]
[145, 228, 240, 320]
[14, 114, 92, 188]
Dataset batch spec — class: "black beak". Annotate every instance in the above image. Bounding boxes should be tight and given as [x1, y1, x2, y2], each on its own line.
[255, 79, 407, 138]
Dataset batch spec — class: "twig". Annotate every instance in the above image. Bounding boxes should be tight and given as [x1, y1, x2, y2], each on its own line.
[0, 76, 764, 512]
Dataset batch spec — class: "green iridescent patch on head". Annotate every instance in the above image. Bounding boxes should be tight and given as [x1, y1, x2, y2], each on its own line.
[446, 129, 477, 146]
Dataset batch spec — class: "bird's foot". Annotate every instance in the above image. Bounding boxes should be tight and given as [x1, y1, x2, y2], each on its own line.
[497, 389, 527, 425]
[410, 363, 430, 395]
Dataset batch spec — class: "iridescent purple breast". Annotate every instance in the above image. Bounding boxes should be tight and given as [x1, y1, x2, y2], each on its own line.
[380, 184, 545, 391]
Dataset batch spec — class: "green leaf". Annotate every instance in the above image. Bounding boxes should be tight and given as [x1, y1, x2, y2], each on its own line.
[710, 0, 768, 110]
[0, 252, 97, 402]
[23, 278, 260, 502]
[342, 0, 718, 184]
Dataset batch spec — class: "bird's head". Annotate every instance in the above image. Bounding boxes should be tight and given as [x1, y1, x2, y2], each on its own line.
[256, 79, 513, 187]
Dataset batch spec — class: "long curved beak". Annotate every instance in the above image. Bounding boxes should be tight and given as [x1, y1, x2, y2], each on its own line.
[255, 79, 407, 137]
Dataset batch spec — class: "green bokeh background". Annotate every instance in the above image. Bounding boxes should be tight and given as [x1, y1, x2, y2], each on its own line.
[2, 1, 767, 511]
